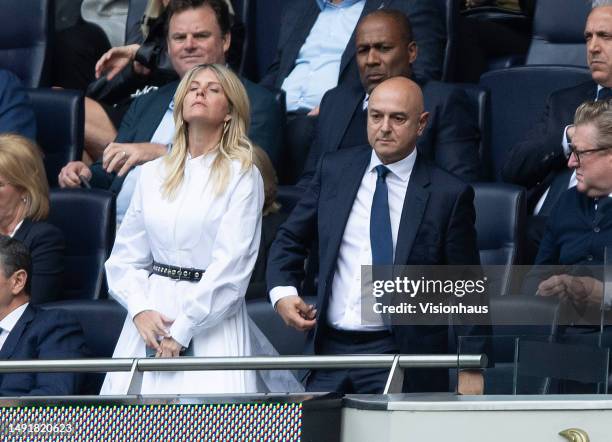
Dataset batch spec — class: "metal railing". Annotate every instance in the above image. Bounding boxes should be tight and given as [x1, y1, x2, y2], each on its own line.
[0, 354, 487, 395]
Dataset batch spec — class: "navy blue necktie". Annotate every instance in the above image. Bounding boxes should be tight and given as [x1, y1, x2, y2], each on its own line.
[371, 165, 393, 265]
[598, 87, 612, 102]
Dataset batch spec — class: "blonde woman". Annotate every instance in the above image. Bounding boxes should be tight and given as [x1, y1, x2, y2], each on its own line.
[0, 134, 64, 304]
[101, 64, 263, 394]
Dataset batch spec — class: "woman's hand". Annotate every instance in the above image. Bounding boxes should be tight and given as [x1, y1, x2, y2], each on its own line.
[157, 337, 184, 358]
[133, 310, 173, 352]
[95, 44, 141, 80]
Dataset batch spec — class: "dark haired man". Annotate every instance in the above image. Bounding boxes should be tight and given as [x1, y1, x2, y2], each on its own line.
[60, 0, 282, 224]
[0, 236, 87, 396]
[299, 9, 480, 187]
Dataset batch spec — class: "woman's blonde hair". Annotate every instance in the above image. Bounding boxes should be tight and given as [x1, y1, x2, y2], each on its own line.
[162, 63, 253, 198]
[0, 134, 49, 221]
[252, 146, 280, 216]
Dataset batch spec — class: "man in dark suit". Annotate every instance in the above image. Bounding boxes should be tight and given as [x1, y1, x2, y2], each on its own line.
[58, 0, 282, 222]
[267, 77, 485, 394]
[0, 69, 36, 140]
[299, 9, 480, 187]
[534, 101, 612, 304]
[502, 4, 612, 262]
[260, 0, 444, 92]
[0, 236, 87, 396]
[259, 1, 445, 183]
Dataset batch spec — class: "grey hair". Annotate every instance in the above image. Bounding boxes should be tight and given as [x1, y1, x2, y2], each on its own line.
[592, 0, 612, 8]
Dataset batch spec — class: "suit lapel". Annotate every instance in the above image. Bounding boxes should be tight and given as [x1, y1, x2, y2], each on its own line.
[0, 305, 34, 360]
[394, 156, 431, 264]
[323, 148, 372, 283]
[330, 87, 365, 151]
[339, 0, 386, 76]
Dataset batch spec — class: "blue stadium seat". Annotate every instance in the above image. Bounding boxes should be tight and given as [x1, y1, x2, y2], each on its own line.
[42, 299, 127, 394]
[48, 188, 116, 301]
[0, 0, 53, 87]
[479, 65, 592, 180]
[473, 182, 525, 268]
[526, 0, 590, 67]
[26, 88, 84, 188]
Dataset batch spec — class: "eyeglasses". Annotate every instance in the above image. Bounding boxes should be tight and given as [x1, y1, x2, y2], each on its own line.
[568, 144, 612, 166]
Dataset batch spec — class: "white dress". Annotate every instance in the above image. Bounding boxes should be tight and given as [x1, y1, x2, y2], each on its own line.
[100, 152, 264, 395]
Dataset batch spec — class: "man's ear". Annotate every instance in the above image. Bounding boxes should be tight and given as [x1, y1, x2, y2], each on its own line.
[407, 41, 418, 65]
[10, 269, 27, 295]
[222, 32, 232, 55]
[417, 111, 429, 136]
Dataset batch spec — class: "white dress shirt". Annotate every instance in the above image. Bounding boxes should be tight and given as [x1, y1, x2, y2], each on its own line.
[115, 101, 175, 225]
[270, 149, 417, 331]
[0, 303, 28, 350]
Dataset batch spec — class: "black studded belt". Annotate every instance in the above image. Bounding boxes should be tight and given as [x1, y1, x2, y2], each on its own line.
[151, 261, 205, 282]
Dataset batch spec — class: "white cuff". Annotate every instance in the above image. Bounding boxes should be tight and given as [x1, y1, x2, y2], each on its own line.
[269, 286, 299, 310]
[169, 314, 193, 348]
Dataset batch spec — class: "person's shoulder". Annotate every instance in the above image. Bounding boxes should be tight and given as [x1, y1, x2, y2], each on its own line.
[241, 77, 276, 104]
[25, 220, 64, 241]
[325, 144, 371, 163]
[28, 305, 81, 330]
[550, 80, 596, 100]
[422, 158, 473, 194]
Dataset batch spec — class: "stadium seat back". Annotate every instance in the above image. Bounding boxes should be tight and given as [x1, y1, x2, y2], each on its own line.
[42, 299, 127, 394]
[48, 189, 116, 300]
[27, 88, 84, 188]
[0, 0, 53, 87]
[479, 65, 592, 180]
[526, 0, 590, 67]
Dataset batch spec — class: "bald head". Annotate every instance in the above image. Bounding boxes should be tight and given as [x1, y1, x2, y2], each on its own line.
[367, 77, 428, 164]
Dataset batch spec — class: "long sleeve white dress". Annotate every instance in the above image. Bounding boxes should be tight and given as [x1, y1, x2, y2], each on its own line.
[100, 152, 264, 395]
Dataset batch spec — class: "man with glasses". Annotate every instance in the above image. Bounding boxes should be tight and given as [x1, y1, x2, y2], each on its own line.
[534, 100, 612, 305]
[502, 2, 612, 263]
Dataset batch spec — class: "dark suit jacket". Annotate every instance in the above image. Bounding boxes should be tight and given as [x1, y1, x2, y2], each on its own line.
[535, 189, 612, 266]
[0, 69, 36, 140]
[0, 305, 88, 396]
[502, 81, 598, 209]
[268, 146, 482, 391]
[90, 77, 283, 191]
[13, 219, 65, 305]
[259, 0, 445, 91]
[299, 79, 480, 188]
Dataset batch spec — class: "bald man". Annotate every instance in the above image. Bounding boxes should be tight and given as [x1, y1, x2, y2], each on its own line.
[267, 77, 485, 394]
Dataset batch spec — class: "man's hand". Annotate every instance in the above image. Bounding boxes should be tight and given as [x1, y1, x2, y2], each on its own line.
[58, 161, 92, 188]
[95, 44, 141, 80]
[276, 295, 317, 331]
[536, 274, 569, 299]
[457, 370, 484, 395]
[307, 106, 320, 117]
[103, 142, 167, 176]
[133, 310, 173, 352]
[537, 274, 603, 305]
[157, 337, 183, 358]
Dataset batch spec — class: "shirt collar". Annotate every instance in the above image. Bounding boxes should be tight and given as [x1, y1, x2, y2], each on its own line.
[0, 303, 29, 334]
[316, 0, 363, 10]
[8, 219, 23, 238]
[368, 148, 417, 182]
